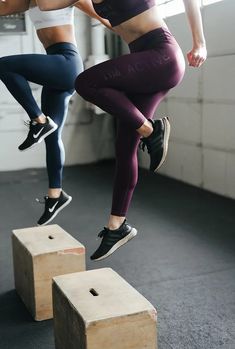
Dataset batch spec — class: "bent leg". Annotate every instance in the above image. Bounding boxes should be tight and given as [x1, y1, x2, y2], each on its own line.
[111, 91, 168, 216]
[0, 53, 79, 119]
[0, 55, 42, 118]
[41, 86, 73, 189]
[75, 48, 181, 129]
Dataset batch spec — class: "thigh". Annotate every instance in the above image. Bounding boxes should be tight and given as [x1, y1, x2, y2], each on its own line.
[78, 49, 173, 94]
[1, 53, 78, 90]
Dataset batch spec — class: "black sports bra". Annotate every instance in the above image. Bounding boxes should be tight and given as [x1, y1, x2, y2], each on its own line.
[92, 0, 156, 27]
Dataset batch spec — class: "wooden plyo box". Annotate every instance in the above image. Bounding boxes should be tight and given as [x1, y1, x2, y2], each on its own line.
[12, 224, 86, 321]
[53, 268, 157, 349]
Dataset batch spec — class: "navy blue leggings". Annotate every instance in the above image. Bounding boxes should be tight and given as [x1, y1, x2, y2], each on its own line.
[0, 42, 83, 188]
[75, 28, 185, 216]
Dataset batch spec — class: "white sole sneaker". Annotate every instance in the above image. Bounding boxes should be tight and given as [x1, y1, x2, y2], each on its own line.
[154, 116, 171, 172]
[19, 116, 58, 152]
[92, 228, 138, 261]
[37, 195, 72, 226]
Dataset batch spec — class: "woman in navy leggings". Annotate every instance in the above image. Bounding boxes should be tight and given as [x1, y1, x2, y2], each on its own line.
[39, 0, 207, 260]
[0, 0, 109, 225]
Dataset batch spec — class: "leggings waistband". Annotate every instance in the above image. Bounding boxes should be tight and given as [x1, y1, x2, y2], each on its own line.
[128, 27, 176, 53]
[46, 42, 78, 55]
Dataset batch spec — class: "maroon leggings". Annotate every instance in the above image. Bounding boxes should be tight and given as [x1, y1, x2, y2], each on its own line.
[75, 27, 185, 216]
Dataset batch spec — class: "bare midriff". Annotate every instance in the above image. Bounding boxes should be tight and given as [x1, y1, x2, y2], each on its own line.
[36, 24, 76, 49]
[112, 6, 168, 44]
[92, 0, 168, 44]
[29, 0, 76, 49]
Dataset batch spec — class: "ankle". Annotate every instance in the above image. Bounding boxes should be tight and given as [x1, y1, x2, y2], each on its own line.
[137, 120, 153, 138]
[107, 216, 125, 230]
[34, 114, 47, 124]
[48, 188, 62, 199]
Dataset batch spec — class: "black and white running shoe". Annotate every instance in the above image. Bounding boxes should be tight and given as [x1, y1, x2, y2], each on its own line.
[90, 220, 137, 261]
[140, 116, 171, 172]
[18, 116, 58, 151]
[37, 190, 72, 226]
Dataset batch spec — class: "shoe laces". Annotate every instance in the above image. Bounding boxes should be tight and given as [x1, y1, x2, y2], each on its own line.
[139, 138, 151, 153]
[36, 196, 48, 204]
[24, 120, 37, 129]
[98, 227, 109, 239]
[24, 120, 31, 128]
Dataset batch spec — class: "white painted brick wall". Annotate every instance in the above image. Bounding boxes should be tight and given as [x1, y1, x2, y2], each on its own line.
[202, 104, 235, 151]
[203, 55, 235, 101]
[166, 101, 202, 145]
[202, 148, 226, 195]
[1, 2, 235, 201]
[162, 142, 202, 187]
[139, 0, 235, 200]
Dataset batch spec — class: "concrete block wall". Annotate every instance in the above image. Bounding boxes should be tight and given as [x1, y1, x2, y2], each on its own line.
[1, 1, 234, 201]
[139, 0, 235, 200]
[0, 10, 114, 171]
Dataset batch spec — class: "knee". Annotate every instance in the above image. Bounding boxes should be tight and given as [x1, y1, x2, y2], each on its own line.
[75, 71, 95, 100]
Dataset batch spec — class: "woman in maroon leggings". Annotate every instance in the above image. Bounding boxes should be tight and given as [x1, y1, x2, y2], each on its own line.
[37, 0, 207, 261]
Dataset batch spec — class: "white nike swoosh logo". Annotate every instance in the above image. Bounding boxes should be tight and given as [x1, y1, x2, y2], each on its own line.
[49, 201, 59, 213]
[33, 127, 45, 139]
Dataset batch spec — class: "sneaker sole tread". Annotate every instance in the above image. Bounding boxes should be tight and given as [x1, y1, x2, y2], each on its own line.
[154, 116, 171, 172]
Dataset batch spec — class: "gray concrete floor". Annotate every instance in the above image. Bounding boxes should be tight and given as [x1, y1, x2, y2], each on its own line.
[0, 161, 235, 349]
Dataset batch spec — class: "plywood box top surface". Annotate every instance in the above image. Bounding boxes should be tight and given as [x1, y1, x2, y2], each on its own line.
[12, 225, 85, 256]
[53, 268, 156, 324]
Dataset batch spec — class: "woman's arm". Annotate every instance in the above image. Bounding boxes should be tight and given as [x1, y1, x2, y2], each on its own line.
[75, 0, 112, 30]
[36, 0, 112, 29]
[0, 0, 30, 16]
[36, 0, 78, 11]
[182, 0, 207, 67]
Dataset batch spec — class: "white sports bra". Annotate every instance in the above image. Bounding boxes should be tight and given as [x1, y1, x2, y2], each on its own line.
[28, 6, 74, 30]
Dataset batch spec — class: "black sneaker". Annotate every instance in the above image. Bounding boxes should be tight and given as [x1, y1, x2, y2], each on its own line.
[90, 220, 137, 261]
[140, 116, 171, 172]
[37, 190, 72, 226]
[18, 116, 58, 151]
